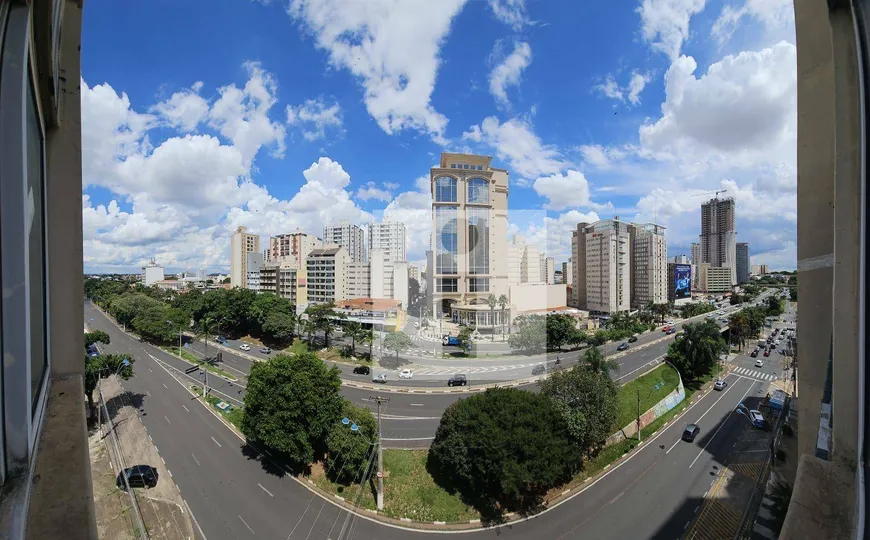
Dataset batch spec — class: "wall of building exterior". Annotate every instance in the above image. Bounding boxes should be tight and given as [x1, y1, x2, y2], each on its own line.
[631, 228, 667, 308]
[586, 229, 630, 313]
[368, 221, 407, 262]
[323, 222, 366, 263]
[509, 283, 568, 313]
[571, 224, 588, 308]
[346, 262, 371, 299]
[142, 265, 164, 286]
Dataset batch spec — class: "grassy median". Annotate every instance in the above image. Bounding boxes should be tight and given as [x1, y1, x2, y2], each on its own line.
[163, 345, 236, 380]
[615, 364, 681, 429]
[191, 385, 245, 428]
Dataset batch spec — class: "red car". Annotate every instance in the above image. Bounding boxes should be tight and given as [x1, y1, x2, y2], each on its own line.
[662, 325, 671, 332]
[764, 350, 771, 357]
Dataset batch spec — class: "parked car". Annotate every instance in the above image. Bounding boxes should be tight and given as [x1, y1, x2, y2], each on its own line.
[259, 347, 271, 354]
[682, 424, 701, 442]
[532, 364, 546, 376]
[353, 365, 370, 375]
[448, 374, 468, 387]
[714, 380, 728, 391]
[756, 358, 765, 367]
[117, 465, 158, 490]
[617, 342, 629, 351]
[750, 350, 758, 358]
[763, 350, 771, 357]
[628, 335, 638, 343]
[239, 343, 251, 351]
[372, 374, 388, 384]
[399, 369, 414, 379]
[748, 410, 766, 429]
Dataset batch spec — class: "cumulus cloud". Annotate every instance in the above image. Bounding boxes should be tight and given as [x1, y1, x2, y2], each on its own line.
[286, 98, 343, 141]
[488, 0, 529, 31]
[381, 176, 432, 262]
[712, 0, 795, 46]
[595, 71, 651, 106]
[532, 170, 613, 212]
[152, 82, 210, 132]
[637, 0, 707, 60]
[510, 209, 601, 262]
[489, 41, 532, 108]
[355, 181, 393, 202]
[286, 0, 467, 143]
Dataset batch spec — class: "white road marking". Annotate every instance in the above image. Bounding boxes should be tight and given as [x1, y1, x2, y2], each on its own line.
[191, 453, 200, 466]
[666, 438, 682, 454]
[238, 515, 255, 534]
[164, 415, 171, 424]
[182, 405, 190, 413]
[381, 436, 435, 441]
[148, 367, 153, 372]
[666, 376, 743, 454]
[690, 380, 757, 468]
[409, 403, 424, 406]
[163, 383, 168, 389]
[211, 436, 222, 448]
[258, 483, 274, 497]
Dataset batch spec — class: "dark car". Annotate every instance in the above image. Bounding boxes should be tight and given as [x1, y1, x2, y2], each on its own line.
[353, 365, 371, 375]
[682, 424, 701, 442]
[448, 374, 468, 387]
[750, 350, 758, 357]
[617, 342, 629, 351]
[764, 349, 771, 357]
[666, 328, 676, 335]
[259, 347, 272, 354]
[628, 335, 638, 343]
[532, 364, 546, 376]
[117, 465, 158, 490]
[215, 336, 227, 345]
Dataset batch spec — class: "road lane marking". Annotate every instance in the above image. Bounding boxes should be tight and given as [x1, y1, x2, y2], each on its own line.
[689, 380, 758, 468]
[191, 453, 200, 466]
[258, 483, 274, 497]
[182, 405, 190, 413]
[148, 367, 153, 372]
[665, 376, 744, 454]
[211, 436, 222, 448]
[409, 403, 424, 406]
[163, 383, 168, 389]
[238, 515, 255, 534]
[146, 391, 151, 396]
[164, 415, 171, 424]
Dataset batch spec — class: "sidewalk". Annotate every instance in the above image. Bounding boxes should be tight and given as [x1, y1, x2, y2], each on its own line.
[101, 376, 195, 540]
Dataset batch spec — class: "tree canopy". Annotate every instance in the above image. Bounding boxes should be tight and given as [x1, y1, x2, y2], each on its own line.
[241, 352, 343, 465]
[579, 346, 619, 375]
[540, 365, 618, 454]
[428, 388, 582, 518]
[83, 331, 133, 413]
[666, 320, 727, 380]
[325, 400, 377, 483]
[508, 315, 547, 354]
[383, 331, 413, 359]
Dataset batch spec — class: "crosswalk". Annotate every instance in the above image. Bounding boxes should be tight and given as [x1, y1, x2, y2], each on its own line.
[732, 366, 777, 381]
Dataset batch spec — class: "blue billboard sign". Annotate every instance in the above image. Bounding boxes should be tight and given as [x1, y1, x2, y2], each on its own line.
[674, 264, 691, 300]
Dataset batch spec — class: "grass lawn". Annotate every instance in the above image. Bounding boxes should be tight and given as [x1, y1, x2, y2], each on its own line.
[191, 385, 245, 429]
[310, 450, 478, 523]
[163, 346, 236, 380]
[615, 364, 681, 429]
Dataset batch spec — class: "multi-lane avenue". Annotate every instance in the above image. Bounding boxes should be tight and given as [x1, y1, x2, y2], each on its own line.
[85, 299, 774, 540]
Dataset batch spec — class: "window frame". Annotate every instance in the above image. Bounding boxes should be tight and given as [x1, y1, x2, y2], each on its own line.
[467, 177, 489, 204]
[434, 175, 458, 203]
[0, 3, 52, 486]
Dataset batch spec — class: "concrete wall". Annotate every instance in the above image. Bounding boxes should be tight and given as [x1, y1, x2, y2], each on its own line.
[606, 378, 686, 446]
[509, 283, 568, 313]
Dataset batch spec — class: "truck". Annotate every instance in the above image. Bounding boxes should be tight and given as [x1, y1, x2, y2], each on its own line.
[769, 389, 787, 417]
[442, 335, 460, 346]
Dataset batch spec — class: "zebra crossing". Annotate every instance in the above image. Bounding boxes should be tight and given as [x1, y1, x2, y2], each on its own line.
[732, 366, 777, 381]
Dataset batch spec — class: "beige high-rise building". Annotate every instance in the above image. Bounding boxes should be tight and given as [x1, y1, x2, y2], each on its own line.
[571, 222, 590, 308]
[699, 197, 737, 286]
[541, 255, 555, 285]
[429, 153, 509, 327]
[585, 219, 632, 314]
[306, 246, 348, 304]
[507, 235, 547, 284]
[368, 220, 407, 262]
[562, 259, 573, 289]
[323, 220, 366, 263]
[696, 263, 732, 293]
[267, 229, 321, 268]
[230, 226, 260, 288]
[631, 223, 668, 308]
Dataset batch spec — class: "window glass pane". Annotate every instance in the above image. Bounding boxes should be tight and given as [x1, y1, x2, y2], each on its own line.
[435, 207, 457, 274]
[434, 176, 457, 203]
[467, 178, 489, 204]
[467, 207, 489, 275]
[26, 70, 47, 410]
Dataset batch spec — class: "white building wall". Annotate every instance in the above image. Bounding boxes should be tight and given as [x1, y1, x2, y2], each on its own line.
[509, 283, 568, 312]
[368, 221, 407, 262]
[142, 264, 164, 287]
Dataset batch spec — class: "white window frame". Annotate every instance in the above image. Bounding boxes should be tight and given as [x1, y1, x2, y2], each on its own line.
[0, 2, 52, 488]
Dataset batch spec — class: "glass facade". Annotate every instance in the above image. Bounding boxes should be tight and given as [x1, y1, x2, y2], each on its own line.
[468, 277, 489, 292]
[467, 207, 489, 275]
[437, 278, 458, 292]
[467, 177, 489, 204]
[435, 206, 457, 274]
[434, 176, 457, 203]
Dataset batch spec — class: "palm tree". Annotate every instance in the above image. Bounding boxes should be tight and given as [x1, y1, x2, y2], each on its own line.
[580, 346, 620, 375]
[486, 294, 497, 341]
[497, 294, 509, 338]
[345, 321, 363, 356]
[679, 321, 727, 379]
[728, 311, 750, 350]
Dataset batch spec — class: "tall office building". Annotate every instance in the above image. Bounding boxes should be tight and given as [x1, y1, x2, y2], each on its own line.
[631, 223, 668, 308]
[245, 252, 264, 291]
[562, 259, 573, 289]
[323, 220, 366, 263]
[671, 255, 690, 264]
[690, 242, 701, 265]
[585, 219, 632, 314]
[699, 197, 737, 286]
[267, 229, 322, 268]
[306, 246, 349, 304]
[736, 242, 750, 284]
[571, 222, 590, 308]
[230, 226, 261, 288]
[429, 153, 509, 323]
[506, 235, 550, 284]
[368, 221, 407, 263]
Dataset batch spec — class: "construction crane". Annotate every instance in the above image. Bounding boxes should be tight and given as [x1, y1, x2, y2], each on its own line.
[691, 189, 728, 200]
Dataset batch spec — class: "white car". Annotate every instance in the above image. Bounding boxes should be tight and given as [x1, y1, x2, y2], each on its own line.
[399, 369, 414, 379]
[414, 322, 419, 329]
[755, 358, 764, 368]
[239, 343, 251, 351]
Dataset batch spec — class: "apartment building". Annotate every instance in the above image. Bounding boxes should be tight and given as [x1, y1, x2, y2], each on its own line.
[258, 261, 307, 306]
[585, 219, 632, 313]
[562, 258, 573, 288]
[541, 255, 555, 285]
[699, 197, 737, 286]
[696, 263, 733, 293]
[690, 242, 701, 264]
[323, 220, 366, 263]
[230, 226, 261, 288]
[630, 223, 668, 308]
[750, 264, 770, 275]
[306, 246, 349, 304]
[245, 252, 264, 291]
[141, 259, 164, 286]
[368, 220, 406, 262]
[507, 235, 546, 284]
[571, 223, 590, 308]
[736, 242, 750, 284]
[266, 229, 321, 268]
[408, 264, 420, 283]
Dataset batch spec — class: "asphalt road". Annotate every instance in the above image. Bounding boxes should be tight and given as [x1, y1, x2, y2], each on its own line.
[88, 305, 768, 540]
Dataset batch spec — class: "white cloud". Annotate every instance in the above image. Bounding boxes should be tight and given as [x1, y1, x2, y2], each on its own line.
[287, 0, 467, 142]
[152, 82, 210, 132]
[383, 181, 400, 190]
[511, 209, 601, 262]
[286, 98, 343, 141]
[627, 72, 651, 105]
[355, 181, 393, 202]
[488, 0, 529, 31]
[382, 176, 432, 262]
[595, 76, 624, 101]
[712, 0, 795, 46]
[595, 71, 651, 106]
[489, 41, 532, 108]
[461, 115, 569, 181]
[532, 170, 613, 212]
[637, 0, 707, 60]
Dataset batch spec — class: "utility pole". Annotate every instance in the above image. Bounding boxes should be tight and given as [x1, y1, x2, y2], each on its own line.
[370, 395, 391, 510]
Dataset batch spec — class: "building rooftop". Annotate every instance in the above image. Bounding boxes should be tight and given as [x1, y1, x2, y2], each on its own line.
[309, 246, 343, 256]
[336, 297, 401, 312]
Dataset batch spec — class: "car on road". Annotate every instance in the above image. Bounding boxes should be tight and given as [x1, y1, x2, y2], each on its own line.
[714, 380, 728, 391]
[532, 364, 546, 376]
[372, 374, 388, 384]
[215, 336, 227, 345]
[117, 465, 158, 490]
[682, 424, 701, 442]
[353, 365, 370, 375]
[666, 328, 676, 335]
[239, 343, 251, 351]
[628, 335, 638, 343]
[448, 374, 467, 387]
[414, 322, 419, 328]
[259, 347, 271, 354]
[748, 410, 766, 429]
[750, 349, 759, 357]
[399, 369, 414, 379]
[756, 358, 764, 367]
[617, 342, 630, 351]
[764, 349, 771, 357]
[662, 325, 672, 332]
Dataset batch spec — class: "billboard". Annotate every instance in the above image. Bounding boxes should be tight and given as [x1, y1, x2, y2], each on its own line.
[674, 264, 692, 300]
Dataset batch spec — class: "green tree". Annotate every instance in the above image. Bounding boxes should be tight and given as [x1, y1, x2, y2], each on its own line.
[487, 294, 497, 341]
[428, 388, 582, 517]
[132, 304, 187, 342]
[241, 352, 343, 465]
[84, 331, 133, 414]
[497, 294, 510, 337]
[666, 320, 727, 380]
[729, 294, 744, 305]
[579, 346, 619, 375]
[221, 277, 230, 284]
[546, 314, 576, 350]
[508, 315, 547, 354]
[540, 365, 618, 454]
[262, 311, 296, 344]
[250, 292, 291, 328]
[85, 330, 111, 350]
[325, 400, 377, 483]
[728, 311, 750, 350]
[457, 326, 473, 356]
[789, 288, 797, 302]
[305, 302, 345, 348]
[383, 331, 413, 360]
[344, 321, 364, 356]
[766, 296, 784, 317]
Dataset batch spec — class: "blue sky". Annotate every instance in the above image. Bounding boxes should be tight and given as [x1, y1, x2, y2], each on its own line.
[81, 0, 797, 273]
